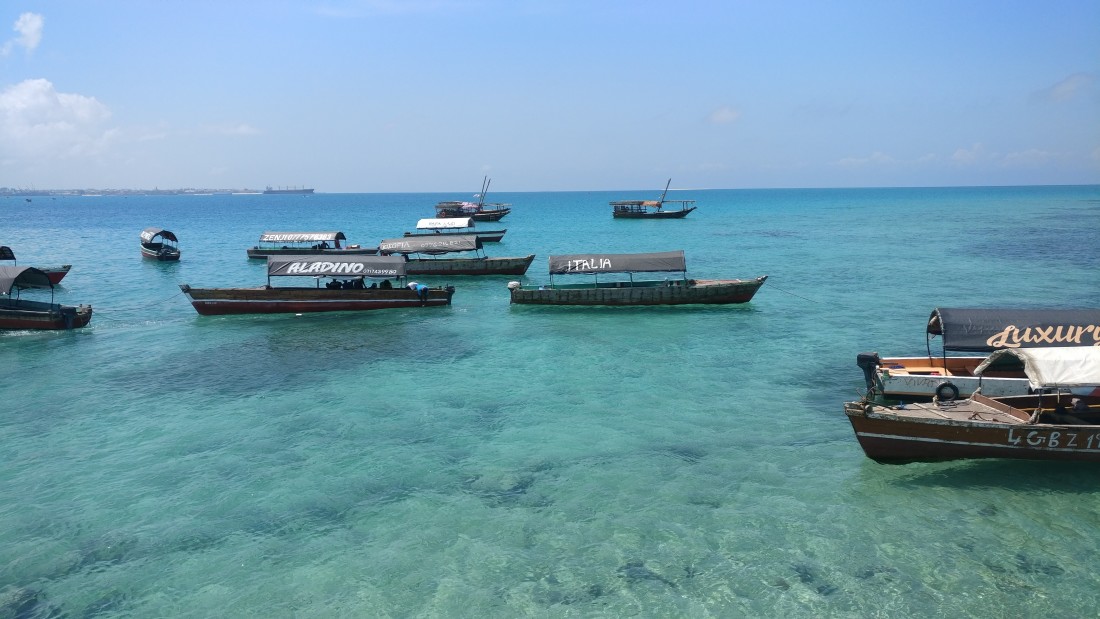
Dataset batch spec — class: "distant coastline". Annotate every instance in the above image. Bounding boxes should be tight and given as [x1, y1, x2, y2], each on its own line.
[0, 187, 296, 197]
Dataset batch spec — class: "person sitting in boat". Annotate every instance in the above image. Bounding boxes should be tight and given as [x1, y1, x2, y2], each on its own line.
[352, 277, 365, 289]
[379, 279, 392, 289]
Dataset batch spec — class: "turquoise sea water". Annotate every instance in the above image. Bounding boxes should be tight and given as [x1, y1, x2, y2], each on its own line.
[2, 186, 1099, 617]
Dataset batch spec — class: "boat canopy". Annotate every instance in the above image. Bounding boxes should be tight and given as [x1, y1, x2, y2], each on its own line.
[378, 235, 481, 255]
[258, 231, 346, 243]
[140, 227, 178, 243]
[548, 250, 687, 275]
[0, 265, 52, 294]
[0, 246, 15, 261]
[976, 347, 1100, 390]
[416, 218, 474, 230]
[267, 255, 407, 279]
[927, 308, 1100, 352]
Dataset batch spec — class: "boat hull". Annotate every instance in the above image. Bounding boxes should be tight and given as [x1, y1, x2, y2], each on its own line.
[0, 299, 92, 330]
[510, 276, 767, 306]
[141, 246, 180, 261]
[247, 247, 378, 259]
[38, 265, 71, 284]
[406, 255, 534, 276]
[403, 230, 506, 243]
[844, 395, 1100, 463]
[436, 207, 510, 221]
[179, 284, 454, 315]
[613, 207, 696, 219]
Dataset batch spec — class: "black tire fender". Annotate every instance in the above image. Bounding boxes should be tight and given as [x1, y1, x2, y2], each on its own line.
[935, 381, 960, 401]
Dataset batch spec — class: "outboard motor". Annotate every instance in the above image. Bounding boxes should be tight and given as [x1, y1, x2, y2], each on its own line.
[856, 352, 882, 393]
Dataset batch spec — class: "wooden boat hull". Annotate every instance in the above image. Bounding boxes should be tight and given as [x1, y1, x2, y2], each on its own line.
[844, 394, 1100, 463]
[247, 247, 379, 259]
[141, 246, 180, 261]
[403, 230, 506, 243]
[436, 207, 511, 221]
[510, 276, 767, 306]
[0, 299, 92, 330]
[471, 210, 509, 221]
[613, 207, 696, 219]
[38, 265, 71, 284]
[178, 284, 454, 315]
[406, 255, 535, 276]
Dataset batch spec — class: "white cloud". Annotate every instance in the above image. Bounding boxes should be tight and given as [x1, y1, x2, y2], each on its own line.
[951, 143, 986, 165]
[707, 106, 741, 125]
[1, 12, 44, 56]
[1038, 73, 1095, 102]
[0, 78, 114, 162]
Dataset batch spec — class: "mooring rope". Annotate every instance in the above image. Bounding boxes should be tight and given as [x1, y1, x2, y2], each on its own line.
[765, 283, 821, 304]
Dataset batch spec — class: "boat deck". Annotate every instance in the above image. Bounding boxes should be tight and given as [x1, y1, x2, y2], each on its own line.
[856, 393, 1100, 426]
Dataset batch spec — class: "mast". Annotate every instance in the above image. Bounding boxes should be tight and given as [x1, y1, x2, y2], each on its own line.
[658, 178, 672, 205]
[479, 176, 491, 208]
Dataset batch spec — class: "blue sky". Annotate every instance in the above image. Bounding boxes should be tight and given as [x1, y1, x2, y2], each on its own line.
[2, 1, 1098, 192]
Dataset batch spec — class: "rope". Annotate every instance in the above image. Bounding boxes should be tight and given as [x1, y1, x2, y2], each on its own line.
[766, 283, 821, 304]
[83, 291, 187, 325]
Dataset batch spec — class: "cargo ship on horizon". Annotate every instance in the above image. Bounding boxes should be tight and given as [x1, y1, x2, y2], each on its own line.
[263, 186, 315, 195]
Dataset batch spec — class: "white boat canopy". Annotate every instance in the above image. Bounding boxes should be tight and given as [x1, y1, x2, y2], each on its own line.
[267, 255, 407, 279]
[416, 218, 474, 230]
[548, 250, 687, 275]
[379, 235, 481, 255]
[259, 231, 346, 243]
[976, 347, 1100, 389]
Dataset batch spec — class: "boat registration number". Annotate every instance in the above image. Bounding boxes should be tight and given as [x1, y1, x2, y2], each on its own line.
[1007, 429, 1100, 450]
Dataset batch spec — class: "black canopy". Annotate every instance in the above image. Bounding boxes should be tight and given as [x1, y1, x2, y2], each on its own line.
[0, 265, 52, 294]
[140, 227, 178, 243]
[267, 255, 407, 278]
[928, 308, 1100, 352]
[0, 246, 14, 261]
[379, 235, 481, 255]
[548, 251, 687, 275]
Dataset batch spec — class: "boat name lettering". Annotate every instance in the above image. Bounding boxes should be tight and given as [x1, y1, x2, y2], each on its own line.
[986, 324, 1100, 348]
[286, 261, 365, 274]
[565, 258, 612, 272]
[1007, 429, 1100, 450]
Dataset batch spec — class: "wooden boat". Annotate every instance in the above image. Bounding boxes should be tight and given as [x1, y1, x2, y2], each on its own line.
[379, 235, 534, 276]
[402, 217, 506, 243]
[0, 265, 92, 329]
[434, 176, 511, 221]
[857, 308, 1100, 401]
[611, 179, 696, 219]
[246, 231, 378, 259]
[845, 347, 1100, 463]
[0, 245, 71, 284]
[508, 250, 767, 306]
[179, 255, 454, 316]
[140, 227, 181, 261]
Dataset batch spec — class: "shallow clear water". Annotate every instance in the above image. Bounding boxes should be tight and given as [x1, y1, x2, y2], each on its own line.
[1, 186, 1099, 617]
